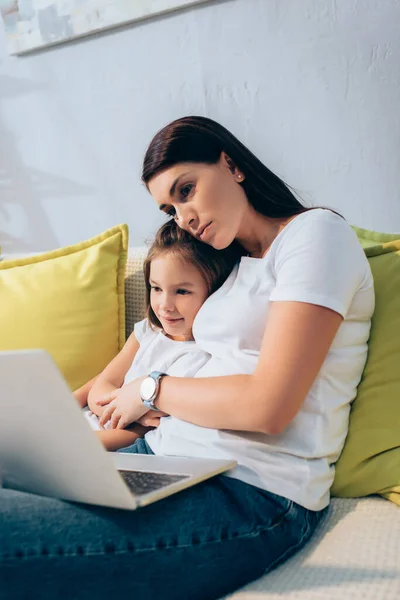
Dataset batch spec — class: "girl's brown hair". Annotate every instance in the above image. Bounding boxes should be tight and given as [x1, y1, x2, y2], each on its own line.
[144, 219, 239, 329]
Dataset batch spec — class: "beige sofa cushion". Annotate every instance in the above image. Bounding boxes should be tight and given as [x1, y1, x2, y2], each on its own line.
[226, 497, 400, 599]
[125, 247, 148, 337]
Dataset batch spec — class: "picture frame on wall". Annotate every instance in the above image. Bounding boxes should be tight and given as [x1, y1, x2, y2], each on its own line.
[0, 0, 213, 55]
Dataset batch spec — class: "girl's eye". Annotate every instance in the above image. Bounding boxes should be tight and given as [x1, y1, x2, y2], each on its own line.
[177, 289, 191, 295]
[150, 286, 161, 292]
[179, 184, 194, 198]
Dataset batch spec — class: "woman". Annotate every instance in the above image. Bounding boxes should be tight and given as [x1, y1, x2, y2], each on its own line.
[0, 116, 375, 600]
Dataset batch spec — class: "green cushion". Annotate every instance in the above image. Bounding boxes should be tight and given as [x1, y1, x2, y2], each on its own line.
[332, 226, 400, 506]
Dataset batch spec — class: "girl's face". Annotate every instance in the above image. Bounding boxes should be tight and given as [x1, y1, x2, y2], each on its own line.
[149, 253, 209, 341]
[148, 154, 247, 250]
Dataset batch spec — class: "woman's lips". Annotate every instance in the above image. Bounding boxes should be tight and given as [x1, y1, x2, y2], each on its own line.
[199, 222, 212, 240]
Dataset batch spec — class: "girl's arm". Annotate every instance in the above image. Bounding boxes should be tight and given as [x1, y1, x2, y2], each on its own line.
[95, 423, 151, 452]
[73, 375, 98, 408]
[88, 332, 140, 417]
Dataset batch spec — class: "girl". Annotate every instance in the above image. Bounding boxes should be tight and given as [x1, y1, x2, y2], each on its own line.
[1, 116, 374, 600]
[75, 218, 238, 451]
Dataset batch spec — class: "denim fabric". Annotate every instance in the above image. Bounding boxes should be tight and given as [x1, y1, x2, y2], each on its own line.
[117, 437, 154, 454]
[0, 444, 327, 600]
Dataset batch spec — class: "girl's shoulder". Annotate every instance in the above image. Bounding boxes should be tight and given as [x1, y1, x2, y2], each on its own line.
[133, 318, 161, 344]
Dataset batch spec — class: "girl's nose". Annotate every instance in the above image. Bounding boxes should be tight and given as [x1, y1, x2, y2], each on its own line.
[160, 294, 175, 312]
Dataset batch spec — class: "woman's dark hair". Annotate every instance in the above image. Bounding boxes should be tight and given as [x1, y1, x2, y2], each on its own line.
[142, 115, 309, 219]
[144, 219, 238, 330]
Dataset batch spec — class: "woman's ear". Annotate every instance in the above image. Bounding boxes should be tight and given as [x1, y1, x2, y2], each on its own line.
[220, 152, 245, 182]
[220, 151, 236, 173]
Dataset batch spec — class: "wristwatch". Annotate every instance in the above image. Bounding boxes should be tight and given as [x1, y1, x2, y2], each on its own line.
[140, 371, 167, 410]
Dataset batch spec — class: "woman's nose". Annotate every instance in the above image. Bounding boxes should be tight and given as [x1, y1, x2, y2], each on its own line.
[175, 206, 196, 230]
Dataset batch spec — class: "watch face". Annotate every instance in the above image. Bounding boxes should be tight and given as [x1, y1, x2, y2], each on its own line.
[141, 377, 157, 401]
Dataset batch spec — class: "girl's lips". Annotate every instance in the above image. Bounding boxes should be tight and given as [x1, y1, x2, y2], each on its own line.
[161, 317, 183, 324]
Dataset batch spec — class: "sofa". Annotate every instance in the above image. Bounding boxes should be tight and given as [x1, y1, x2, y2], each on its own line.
[125, 247, 400, 600]
[1, 239, 399, 599]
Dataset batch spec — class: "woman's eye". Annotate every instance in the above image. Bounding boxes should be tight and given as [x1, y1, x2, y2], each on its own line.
[166, 207, 176, 218]
[150, 286, 161, 292]
[179, 184, 194, 199]
[177, 289, 190, 295]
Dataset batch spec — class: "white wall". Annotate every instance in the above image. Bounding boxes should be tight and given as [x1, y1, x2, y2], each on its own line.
[1, 0, 399, 253]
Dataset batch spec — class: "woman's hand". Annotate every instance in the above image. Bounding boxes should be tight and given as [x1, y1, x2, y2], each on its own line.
[96, 377, 148, 429]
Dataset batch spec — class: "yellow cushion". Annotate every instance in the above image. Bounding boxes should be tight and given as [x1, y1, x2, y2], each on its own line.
[0, 224, 128, 391]
[332, 226, 400, 505]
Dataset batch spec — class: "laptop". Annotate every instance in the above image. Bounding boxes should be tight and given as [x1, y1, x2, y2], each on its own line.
[0, 349, 236, 510]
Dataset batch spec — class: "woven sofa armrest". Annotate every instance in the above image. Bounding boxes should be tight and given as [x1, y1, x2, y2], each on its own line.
[125, 247, 148, 338]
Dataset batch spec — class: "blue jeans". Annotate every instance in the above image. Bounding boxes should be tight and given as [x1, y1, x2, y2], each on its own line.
[0, 439, 326, 599]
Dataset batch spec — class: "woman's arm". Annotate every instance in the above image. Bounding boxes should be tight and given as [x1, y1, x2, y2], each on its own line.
[98, 301, 342, 434]
[153, 301, 342, 434]
[88, 332, 140, 417]
[97, 214, 363, 434]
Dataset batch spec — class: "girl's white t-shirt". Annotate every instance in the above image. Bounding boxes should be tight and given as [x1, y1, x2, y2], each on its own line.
[145, 209, 375, 511]
[124, 319, 210, 382]
[83, 319, 210, 430]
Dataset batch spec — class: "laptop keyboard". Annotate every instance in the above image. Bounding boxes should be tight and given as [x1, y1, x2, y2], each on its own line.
[119, 469, 190, 496]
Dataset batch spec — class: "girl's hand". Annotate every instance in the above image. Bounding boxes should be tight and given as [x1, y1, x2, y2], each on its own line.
[97, 377, 148, 429]
[136, 410, 169, 427]
[95, 423, 151, 451]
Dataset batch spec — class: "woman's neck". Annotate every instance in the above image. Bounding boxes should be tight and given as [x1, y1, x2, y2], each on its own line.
[236, 207, 296, 259]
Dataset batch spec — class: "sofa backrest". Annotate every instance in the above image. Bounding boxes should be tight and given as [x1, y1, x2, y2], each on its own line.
[125, 247, 148, 337]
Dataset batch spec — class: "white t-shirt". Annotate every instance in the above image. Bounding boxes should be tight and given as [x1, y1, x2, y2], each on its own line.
[145, 209, 375, 511]
[83, 319, 210, 430]
[125, 319, 211, 382]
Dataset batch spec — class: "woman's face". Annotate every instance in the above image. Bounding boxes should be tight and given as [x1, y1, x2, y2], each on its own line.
[148, 154, 247, 250]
